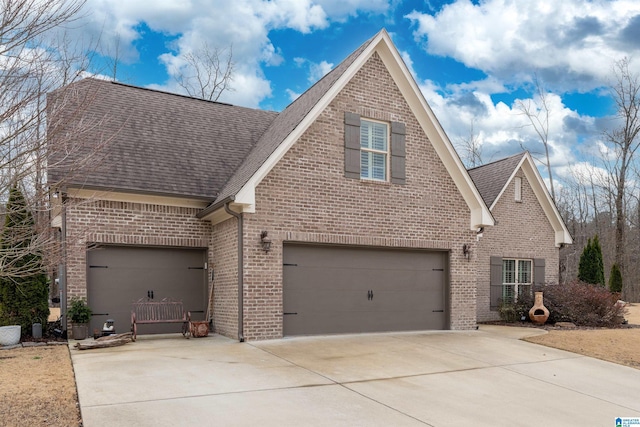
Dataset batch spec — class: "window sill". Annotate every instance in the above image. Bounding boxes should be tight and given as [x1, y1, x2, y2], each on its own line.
[359, 178, 392, 187]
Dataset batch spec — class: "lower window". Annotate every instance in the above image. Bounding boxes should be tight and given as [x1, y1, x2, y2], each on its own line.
[501, 259, 532, 304]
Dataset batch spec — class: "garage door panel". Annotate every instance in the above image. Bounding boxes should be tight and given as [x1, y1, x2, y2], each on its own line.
[87, 246, 206, 336]
[283, 245, 448, 336]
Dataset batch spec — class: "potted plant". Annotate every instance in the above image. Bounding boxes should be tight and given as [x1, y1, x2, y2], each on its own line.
[0, 304, 21, 346]
[67, 298, 92, 340]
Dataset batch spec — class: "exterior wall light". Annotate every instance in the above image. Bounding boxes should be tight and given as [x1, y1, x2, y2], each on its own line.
[260, 231, 272, 252]
[463, 243, 470, 260]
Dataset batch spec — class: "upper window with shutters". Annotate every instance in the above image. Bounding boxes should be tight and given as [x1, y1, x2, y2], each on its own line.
[344, 112, 406, 184]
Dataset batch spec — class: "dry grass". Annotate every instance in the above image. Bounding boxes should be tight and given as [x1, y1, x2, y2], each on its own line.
[524, 303, 640, 369]
[525, 328, 640, 368]
[0, 345, 81, 427]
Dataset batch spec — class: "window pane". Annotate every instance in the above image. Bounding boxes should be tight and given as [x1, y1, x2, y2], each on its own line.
[371, 122, 387, 151]
[503, 259, 515, 283]
[371, 152, 386, 180]
[518, 260, 532, 284]
[502, 285, 515, 304]
[360, 151, 370, 179]
[360, 122, 371, 149]
[360, 120, 387, 151]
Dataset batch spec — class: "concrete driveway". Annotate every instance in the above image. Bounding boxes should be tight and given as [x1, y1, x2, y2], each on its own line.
[70, 326, 640, 427]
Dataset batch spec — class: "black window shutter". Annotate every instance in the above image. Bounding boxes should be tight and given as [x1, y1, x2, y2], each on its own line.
[390, 121, 406, 184]
[344, 112, 361, 179]
[490, 256, 503, 311]
[534, 259, 545, 286]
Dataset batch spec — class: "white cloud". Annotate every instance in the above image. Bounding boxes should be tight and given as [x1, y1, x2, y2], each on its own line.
[77, 0, 392, 108]
[309, 60, 333, 83]
[286, 88, 301, 101]
[314, 0, 391, 21]
[417, 76, 598, 183]
[292, 57, 333, 83]
[406, 0, 640, 92]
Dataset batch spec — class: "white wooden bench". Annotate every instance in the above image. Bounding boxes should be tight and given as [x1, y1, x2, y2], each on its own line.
[131, 298, 191, 341]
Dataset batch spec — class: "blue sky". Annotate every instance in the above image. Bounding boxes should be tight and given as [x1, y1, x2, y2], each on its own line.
[69, 0, 640, 190]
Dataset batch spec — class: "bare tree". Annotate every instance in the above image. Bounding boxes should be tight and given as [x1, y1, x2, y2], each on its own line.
[0, 0, 110, 282]
[174, 42, 234, 101]
[458, 120, 484, 168]
[516, 76, 556, 202]
[602, 58, 640, 297]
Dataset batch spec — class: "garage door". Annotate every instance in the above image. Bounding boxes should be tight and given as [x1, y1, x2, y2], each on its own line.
[87, 246, 207, 336]
[283, 244, 448, 336]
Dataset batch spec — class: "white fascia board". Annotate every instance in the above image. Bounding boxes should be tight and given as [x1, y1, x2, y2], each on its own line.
[233, 32, 383, 212]
[375, 36, 493, 230]
[503, 153, 573, 247]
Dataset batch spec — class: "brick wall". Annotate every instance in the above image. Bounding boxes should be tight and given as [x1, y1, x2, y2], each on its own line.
[475, 170, 559, 322]
[64, 198, 212, 334]
[241, 53, 478, 340]
[211, 217, 239, 338]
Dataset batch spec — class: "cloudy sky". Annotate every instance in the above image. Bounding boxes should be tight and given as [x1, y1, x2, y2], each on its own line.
[70, 0, 640, 188]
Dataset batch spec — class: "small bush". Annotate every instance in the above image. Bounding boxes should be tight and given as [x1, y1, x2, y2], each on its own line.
[498, 303, 517, 322]
[498, 291, 535, 323]
[538, 281, 624, 327]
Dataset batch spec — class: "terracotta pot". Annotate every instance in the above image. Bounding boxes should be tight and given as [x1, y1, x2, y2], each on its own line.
[529, 292, 550, 325]
[190, 321, 209, 338]
[0, 325, 21, 346]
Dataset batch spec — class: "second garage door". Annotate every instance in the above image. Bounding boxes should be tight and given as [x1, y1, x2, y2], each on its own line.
[86, 246, 207, 336]
[283, 244, 448, 336]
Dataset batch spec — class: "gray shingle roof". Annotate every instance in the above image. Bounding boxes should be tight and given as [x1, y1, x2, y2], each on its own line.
[47, 79, 277, 199]
[467, 152, 526, 208]
[213, 35, 374, 204]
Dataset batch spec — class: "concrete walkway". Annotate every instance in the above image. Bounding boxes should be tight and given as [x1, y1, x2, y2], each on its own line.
[70, 326, 640, 426]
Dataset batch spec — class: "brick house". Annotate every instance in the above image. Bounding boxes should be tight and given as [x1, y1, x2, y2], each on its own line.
[468, 153, 572, 322]
[48, 30, 570, 340]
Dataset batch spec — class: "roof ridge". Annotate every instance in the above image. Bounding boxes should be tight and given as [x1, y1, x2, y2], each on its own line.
[467, 151, 526, 171]
[83, 77, 278, 113]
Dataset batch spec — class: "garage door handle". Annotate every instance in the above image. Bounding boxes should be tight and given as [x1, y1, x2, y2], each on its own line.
[367, 290, 374, 300]
[432, 310, 444, 312]
[283, 312, 298, 315]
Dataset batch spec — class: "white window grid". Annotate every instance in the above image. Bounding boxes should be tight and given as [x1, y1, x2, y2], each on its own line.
[360, 119, 389, 181]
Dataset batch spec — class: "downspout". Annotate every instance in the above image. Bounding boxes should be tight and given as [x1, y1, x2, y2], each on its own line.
[60, 191, 68, 335]
[224, 202, 244, 342]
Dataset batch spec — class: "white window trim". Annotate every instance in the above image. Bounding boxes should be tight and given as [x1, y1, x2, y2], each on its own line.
[360, 118, 390, 182]
[502, 258, 532, 303]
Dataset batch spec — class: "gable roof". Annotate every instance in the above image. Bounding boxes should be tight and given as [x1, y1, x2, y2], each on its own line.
[47, 78, 277, 200]
[467, 153, 525, 208]
[48, 30, 494, 230]
[468, 151, 572, 246]
[200, 29, 494, 230]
